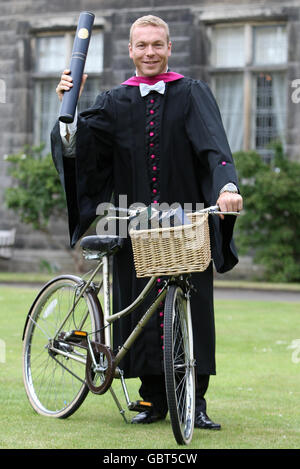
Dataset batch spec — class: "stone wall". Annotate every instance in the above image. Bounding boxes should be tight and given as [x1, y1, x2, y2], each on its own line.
[1, 0, 300, 274]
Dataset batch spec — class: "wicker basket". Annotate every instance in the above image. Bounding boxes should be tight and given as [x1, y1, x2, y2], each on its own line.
[129, 212, 211, 278]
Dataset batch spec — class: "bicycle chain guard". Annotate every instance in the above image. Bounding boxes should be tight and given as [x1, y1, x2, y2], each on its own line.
[85, 342, 116, 395]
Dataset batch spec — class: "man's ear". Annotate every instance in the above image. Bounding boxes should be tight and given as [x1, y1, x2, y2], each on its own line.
[128, 43, 133, 59]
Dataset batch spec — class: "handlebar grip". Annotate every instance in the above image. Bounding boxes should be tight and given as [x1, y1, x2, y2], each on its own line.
[59, 11, 95, 123]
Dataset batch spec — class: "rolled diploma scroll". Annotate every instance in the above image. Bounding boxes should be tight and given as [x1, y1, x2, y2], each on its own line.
[59, 11, 95, 123]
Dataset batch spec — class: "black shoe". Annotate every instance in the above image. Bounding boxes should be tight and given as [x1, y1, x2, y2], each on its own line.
[194, 411, 221, 430]
[131, 409, 165, 424]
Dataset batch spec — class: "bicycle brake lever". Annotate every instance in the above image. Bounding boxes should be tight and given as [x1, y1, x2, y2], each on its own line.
[211, 211, 240, 216]
[208, 205, 240, 216]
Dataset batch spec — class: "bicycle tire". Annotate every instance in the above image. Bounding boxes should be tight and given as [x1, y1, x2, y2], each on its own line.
[164, 284, 195, 445]
[23, 275, 103, 418]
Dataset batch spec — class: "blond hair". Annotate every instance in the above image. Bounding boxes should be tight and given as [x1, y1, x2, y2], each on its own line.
[129, 15, 170, 44]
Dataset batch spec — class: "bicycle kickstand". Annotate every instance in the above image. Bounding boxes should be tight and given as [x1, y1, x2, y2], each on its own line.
[119, 369, 154, 414]
[109, 385, 129, 424]
[109, 368, 154, 424]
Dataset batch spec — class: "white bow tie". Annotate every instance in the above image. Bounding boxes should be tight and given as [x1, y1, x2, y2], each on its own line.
[139, 80, 166, 97]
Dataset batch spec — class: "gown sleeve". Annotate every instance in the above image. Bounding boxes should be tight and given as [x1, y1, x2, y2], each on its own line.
[184, 79, 239, 273]
[51, 91, 114, 247]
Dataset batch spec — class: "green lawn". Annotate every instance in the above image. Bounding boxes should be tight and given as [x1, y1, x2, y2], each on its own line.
[0, 284, 299, 449]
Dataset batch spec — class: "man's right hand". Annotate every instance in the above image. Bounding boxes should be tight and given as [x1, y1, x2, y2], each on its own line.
[55, 69, 88, 102]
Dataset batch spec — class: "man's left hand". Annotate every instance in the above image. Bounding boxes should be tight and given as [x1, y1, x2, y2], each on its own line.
[216, 192, 243, 219]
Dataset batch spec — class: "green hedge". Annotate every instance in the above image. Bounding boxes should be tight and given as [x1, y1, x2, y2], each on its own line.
[4, 144, 66, 232]
[233, 142, 300, 282]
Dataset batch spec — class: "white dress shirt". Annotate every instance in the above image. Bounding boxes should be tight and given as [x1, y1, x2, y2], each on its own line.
[59, 108, 78, 157]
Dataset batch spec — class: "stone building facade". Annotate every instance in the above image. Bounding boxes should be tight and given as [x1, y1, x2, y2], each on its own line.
[0, 0, 300, 274]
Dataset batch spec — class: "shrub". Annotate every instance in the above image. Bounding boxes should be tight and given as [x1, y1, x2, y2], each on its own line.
[4, 145, 89, 273]
[233, 142, 300, 282]
[4, 144, 66, 232]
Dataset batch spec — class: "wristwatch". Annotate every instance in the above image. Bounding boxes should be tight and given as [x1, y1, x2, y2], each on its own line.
[219, 183, 238, 195]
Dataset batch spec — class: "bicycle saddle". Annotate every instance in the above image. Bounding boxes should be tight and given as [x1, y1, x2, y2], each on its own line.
[80, 235, 124, 255]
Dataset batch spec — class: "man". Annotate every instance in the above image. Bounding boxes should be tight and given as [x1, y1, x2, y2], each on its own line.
[52, 15, 243, 429]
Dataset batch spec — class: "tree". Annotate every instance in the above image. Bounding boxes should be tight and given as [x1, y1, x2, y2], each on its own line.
[4, 144, 84, 272]
[233, 142, 300, 282]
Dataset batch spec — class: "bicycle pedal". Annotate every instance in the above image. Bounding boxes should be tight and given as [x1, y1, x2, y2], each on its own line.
[64, 330, 88, 344]
[128, 400, 153, 412]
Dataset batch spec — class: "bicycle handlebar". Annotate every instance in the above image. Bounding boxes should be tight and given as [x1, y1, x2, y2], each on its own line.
[193, 205, 240, 216]
[105, 205, 240, 220]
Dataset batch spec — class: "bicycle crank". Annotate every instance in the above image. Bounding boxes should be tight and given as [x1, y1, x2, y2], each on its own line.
[85, 342, 116, 395]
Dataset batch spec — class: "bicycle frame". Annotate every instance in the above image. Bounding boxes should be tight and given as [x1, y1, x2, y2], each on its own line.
[48, 205, 235, 367]
[60, 252, 176, 421]
[88, 203, 240, 356]
[88, 254, 193, 422]
[83, 254, 169, 367]
[28, 203, 238, 374]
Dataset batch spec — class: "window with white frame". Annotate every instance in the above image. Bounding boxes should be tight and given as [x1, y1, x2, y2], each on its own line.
[209, 23, 287, 161]
[33, 30, 103, 151]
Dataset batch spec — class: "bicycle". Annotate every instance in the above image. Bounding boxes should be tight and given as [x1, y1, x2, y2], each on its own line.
[22, 204, 239, 445]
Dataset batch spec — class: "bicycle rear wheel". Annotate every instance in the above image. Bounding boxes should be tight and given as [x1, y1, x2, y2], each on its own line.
[23, 275, 102, 418]
[164, 284, 195, 445]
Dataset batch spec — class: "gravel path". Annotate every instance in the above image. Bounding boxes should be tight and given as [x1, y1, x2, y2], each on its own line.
[214, 288, 300, 302]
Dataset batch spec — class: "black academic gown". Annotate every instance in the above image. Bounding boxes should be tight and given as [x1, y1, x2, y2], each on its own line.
[51, 76, 239, 378]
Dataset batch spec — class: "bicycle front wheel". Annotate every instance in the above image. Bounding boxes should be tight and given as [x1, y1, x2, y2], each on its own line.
[164, 285, 195, 445]
[23, 275, 102, 418]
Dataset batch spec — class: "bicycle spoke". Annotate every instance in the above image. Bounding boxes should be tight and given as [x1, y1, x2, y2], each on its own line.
[164, 285, 195, 445]
[23, 277, 98, 418]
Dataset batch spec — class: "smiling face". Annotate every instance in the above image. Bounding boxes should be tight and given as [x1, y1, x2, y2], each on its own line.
[129, 25, 172, 77]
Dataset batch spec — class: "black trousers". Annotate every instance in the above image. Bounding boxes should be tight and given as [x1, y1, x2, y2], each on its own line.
[139, 374, 210, 416]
